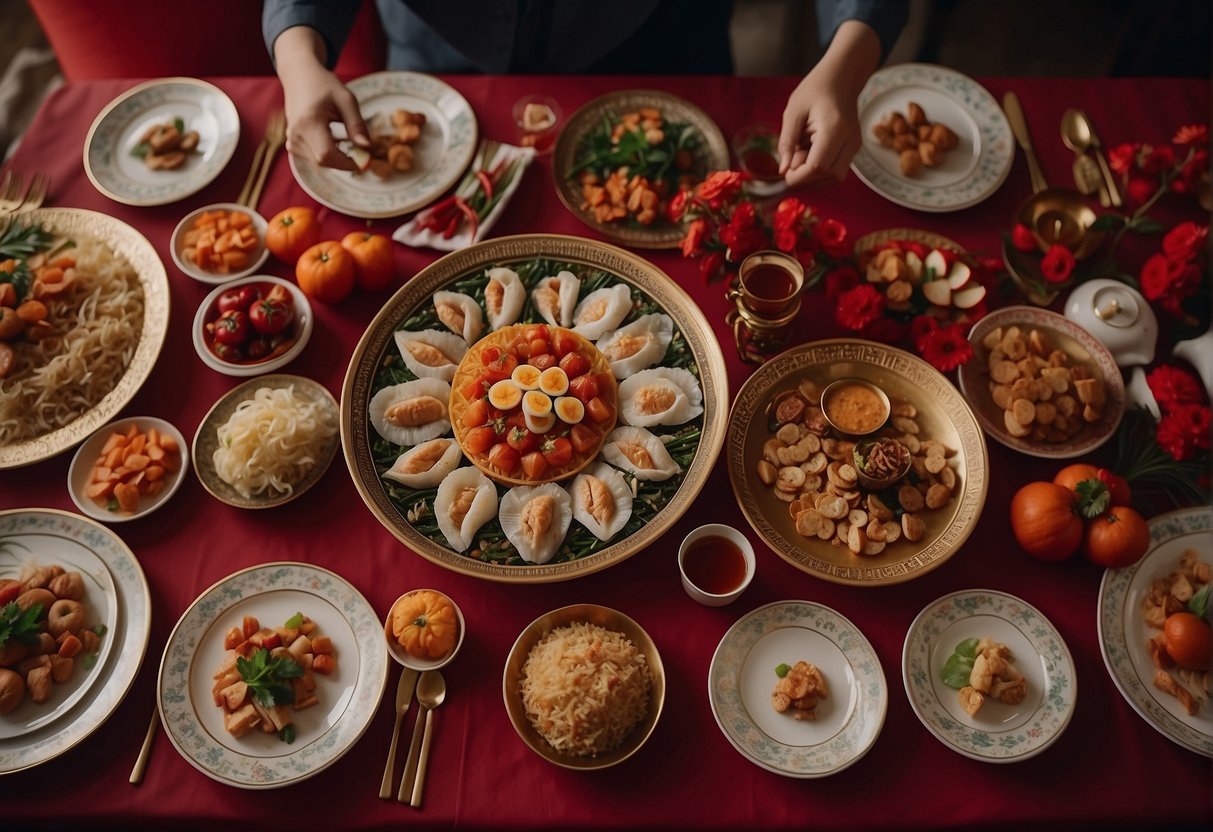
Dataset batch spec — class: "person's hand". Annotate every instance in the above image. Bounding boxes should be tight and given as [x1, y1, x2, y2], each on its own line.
[274, 27, 369, 171]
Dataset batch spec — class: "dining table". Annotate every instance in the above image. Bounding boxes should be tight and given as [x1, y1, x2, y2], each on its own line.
[0, 72, 1210, 831]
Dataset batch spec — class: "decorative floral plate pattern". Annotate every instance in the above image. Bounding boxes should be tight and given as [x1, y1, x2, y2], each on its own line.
[0, 508, 150, 775]
[852, 64, 1013, 212]
[709, 601, 887, 777]
[157, 562, 388, 789]
[1098, 506, 1212, 758]
[902, 589, 1076, 762]
[84, 78, 240, 206]
[289, 71, 477, 219]
[0, 208, 170, 470]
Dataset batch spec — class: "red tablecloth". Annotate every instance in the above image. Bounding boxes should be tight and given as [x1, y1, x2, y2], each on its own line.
[1, 75, 1209, 830]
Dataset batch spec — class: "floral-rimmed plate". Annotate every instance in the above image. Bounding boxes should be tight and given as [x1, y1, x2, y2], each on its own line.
[708, 600, 887, 778]
[157, 562, 388, 789]
[902, 589, 1076, 763]
[289, 71, 477, 219]
[958, 306, 1125, 459]
[0, 508, 150, 775]
[84, 77, 240, 206]
[1098, 506, 1212, 758]
[851, 64, 1012, 212]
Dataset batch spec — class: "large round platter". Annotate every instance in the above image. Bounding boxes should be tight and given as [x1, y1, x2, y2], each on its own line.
[902, 589, 1077, 763]
[708, 600, 887, 778]
[192, 374, 340, 510]
[157, 562, 388, 789]
[1098, 506, 1212, 758]
[289, 71, 477, 219]
[342, 234, 728, 583]
[851, 64, 1013, 213]
[958, 306, 1125, 459]
[84, 77, 240, 206]
[0, 208, 170, 470]
[0, 508, 150, 775]
[553, 90, 728, 249]
[726, 339, 987, 586]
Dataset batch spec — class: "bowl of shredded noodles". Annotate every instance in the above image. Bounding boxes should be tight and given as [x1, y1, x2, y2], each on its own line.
[192, 374, 340, 509]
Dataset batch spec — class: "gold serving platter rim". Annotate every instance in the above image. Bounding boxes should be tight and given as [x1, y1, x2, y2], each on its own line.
[726, 338, 988, 586]
[341, 233, 729, 583]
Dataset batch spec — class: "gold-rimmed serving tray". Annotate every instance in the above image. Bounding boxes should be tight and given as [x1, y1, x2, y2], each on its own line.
[726, 339, 988, 586]
[0, 208, 169, 470]
[341, 234, 728, 583]
[553, 90, 728, 249]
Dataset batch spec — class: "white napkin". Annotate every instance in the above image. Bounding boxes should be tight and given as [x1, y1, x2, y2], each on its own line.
[393, 140, 536, 251]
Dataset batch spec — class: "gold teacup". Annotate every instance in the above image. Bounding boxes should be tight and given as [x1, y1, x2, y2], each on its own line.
[726, 251, 804, 363]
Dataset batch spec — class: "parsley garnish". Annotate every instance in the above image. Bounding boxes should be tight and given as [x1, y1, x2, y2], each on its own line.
[236, 647, 303, 708]
[0, 601, 44, 650]
[0, 221, 54, 262]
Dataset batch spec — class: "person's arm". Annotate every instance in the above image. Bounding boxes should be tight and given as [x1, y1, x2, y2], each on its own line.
[777, 19, 882, 186]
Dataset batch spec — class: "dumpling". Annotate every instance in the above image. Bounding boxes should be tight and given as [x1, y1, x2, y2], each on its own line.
[571, 284, 632, 341]
[484, 267, 525, 330]
[601, 427, 681, 482]
[532, 270, 580, 328]
[498, 482, 573, 564]
[570, 462, 632, 541]
[393, 329, 468, 381]
[383, 438, 463, 488]
[617, 367, 703, 427]
[596, 314, 674, 379]
[433, 290, 483, 343]
[434, 467, 498, 552]
[369, 377, 451, 446]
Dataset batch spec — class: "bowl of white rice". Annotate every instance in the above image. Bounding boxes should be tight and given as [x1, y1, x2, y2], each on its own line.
[503, 604, 665, 770]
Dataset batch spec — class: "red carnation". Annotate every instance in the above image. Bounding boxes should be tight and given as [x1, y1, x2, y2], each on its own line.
[910, 314, 939, 350]
[681, 218, 707, 257]
[824, 265, 859, 301]
[813, 218, 850, 258]
[1161, 221, 1207, 263]
[667, 189, 690, 222]
[719, 202, 767, 262]
[774, 197, 808, 232]
[1040, 244, 1076, 284]
[1147, 364, 1206, 408]
[917, 322, 973, 373]
[1108, 143, 1137, 177]
[1139, 144, 1176, 176]
[696, 170, 747, 207]
[1011, 223, 1038, 253]
[699, 250, 725, 284]
[1126, 174, 1157, 206]
[835, 284, 884, 331]
[1156, 403, 1212, 462]
[1173, 124, 1209, 146]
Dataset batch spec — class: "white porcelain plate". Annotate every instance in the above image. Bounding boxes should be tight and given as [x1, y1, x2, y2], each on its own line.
[84, 78, 240, 206]
[709, 600, 887, 777]
[157, 562, 388, 788]
[0, 508, 150, 774]
[1098, 506, 1212, 758]
[290, 71, 477, 219]
[852, 64, 1012, 212]
[903, 589, 1076, 762]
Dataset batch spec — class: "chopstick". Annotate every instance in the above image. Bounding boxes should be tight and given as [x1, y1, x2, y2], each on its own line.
[236, 141, 268, 208]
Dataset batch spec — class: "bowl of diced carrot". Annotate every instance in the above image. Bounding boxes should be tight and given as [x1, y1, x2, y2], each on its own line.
[170, 203, 269, 284]
[68, 417, 189, 523]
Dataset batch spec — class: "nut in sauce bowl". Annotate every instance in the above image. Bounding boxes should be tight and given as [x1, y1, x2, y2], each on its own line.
[852, 437, 911, 490]
[820, 378, 891, 437]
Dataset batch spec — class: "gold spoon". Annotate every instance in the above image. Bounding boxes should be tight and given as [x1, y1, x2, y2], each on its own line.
[1060, 109, 1106, 202]
[402, 670, 446, 807]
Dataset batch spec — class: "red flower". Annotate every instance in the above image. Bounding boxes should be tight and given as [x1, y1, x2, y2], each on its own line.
[917, 322, 973, 372]
[1161, 221, 1207, 263]
[719, 201, 767, 262]
[774, 197, 808, 232]
[1139, 143, 1176, 175]
[824, 265, 859, 301]
[774, 227, 799, 253]
[1156, 404, 1212, 461]
[1040, 244, 1076, 284]
[813, 218, 850, 258]
[1126, 174, 1157, 205]
[835, 284, 884, 331]
[1108, 143, 1138, 177]
[1011, 223, 1038, 253]
[666, 189, 690, 222]
[1173, 124, 1209, 146]
[696, 171, 747, 207]
[681, 218, 707, 257]
[699, 250, 725, 284]
[910, 314, 939, 350]
[1143, 253, 1202, 317]
[1147, 365, 1206, 408]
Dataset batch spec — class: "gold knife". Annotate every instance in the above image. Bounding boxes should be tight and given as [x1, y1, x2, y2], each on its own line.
[1002, 91, 1049, 194]
[379, 666, 420, 799]
[1077, 110, 1123, 208]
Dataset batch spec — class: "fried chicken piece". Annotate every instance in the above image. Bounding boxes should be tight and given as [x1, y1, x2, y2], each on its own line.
[1154, 669, 1198, 716]
[958, 685, 984, 716]
[771, 691, 792, 713]
[991, 677, 1026, 705]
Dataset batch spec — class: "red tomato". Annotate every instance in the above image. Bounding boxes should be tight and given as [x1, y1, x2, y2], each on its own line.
[265, 284, 291, 304]
[1098, 469, 1133, 507]
[586, 396, 613, 424]
[506, 426, 539, 454]
[523, 324, 549, 342]
[569, 423, 598, 453]
[541, 436, 573, 468]
[340, 231, 395, 292]
[569, 375, 599, 403]
[481, 346, 502, 366]
[212, 341, 243, 363]
[465, 426, 495, 454]
[511, 335, 531, 358]
[521, 451, 548, 480]
[559, 352, 590, 378]
[462, 399, 490, 428]
[504, 411, 528, 432]
[261, 632, 282, 650]
[550, 329, 578, 357]
[217, 284, 260, 313]
[462, 371, 503, 401]
[246, 336, 273, 360]
[528, 338, 549, 357]
[0, 579, 20, 606]
[485, 351, 518, 377]
[248, 298, 293, 335]
[212, 309, 249, 346]
[488, 442, 520, 473]
[529, 353, 558, 370]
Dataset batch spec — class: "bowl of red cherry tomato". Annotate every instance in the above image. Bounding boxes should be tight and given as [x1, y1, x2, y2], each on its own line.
[192, 275, 312, 376]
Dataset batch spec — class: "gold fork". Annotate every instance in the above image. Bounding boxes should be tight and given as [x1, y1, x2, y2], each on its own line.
[0, 170, 23, 214]
[18, 173, 49, 214]
[238, 111, 286, 211]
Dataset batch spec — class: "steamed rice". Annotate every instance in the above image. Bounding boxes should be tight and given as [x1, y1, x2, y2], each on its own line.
[520, 621, 651, 757]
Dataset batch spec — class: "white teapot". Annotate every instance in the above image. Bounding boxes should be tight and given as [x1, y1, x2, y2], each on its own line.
[1065, 279, 1159, 416]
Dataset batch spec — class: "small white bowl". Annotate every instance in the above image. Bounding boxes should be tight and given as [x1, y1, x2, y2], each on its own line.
[170, 202, 269, 284]
[678, 524, 756, 607]
[67, 416, 189, 523]
[192, 275, 313, 377]
[383, 589, 465, 671]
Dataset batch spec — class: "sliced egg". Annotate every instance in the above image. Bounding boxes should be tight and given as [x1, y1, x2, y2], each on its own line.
[522, 389, 553, 418]
[554, 396, 585, 424]
[539, 366, 569, 397]
[525, 411, 557, 434]
[512, 364, 542, 390]
[488, 379, 522, 410]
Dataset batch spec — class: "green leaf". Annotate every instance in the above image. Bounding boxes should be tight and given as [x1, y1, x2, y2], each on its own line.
[0, 601, 43, 649]
[775, 663, 790, 678]
[940, 653, 975, 689]
[173, 117, 185, 133]
[0, 220, 54, 263]
[280, 724, 297, 744]
[237, 647, 303, 709]
[1127, 216, 1164, 234]
[954, 638, 980, 659]
[1075, 478, 1111, 519]
[1090, 214, 1125, 232]
[1189, 585, 1210, 620]
[130, 141, 150, 159]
